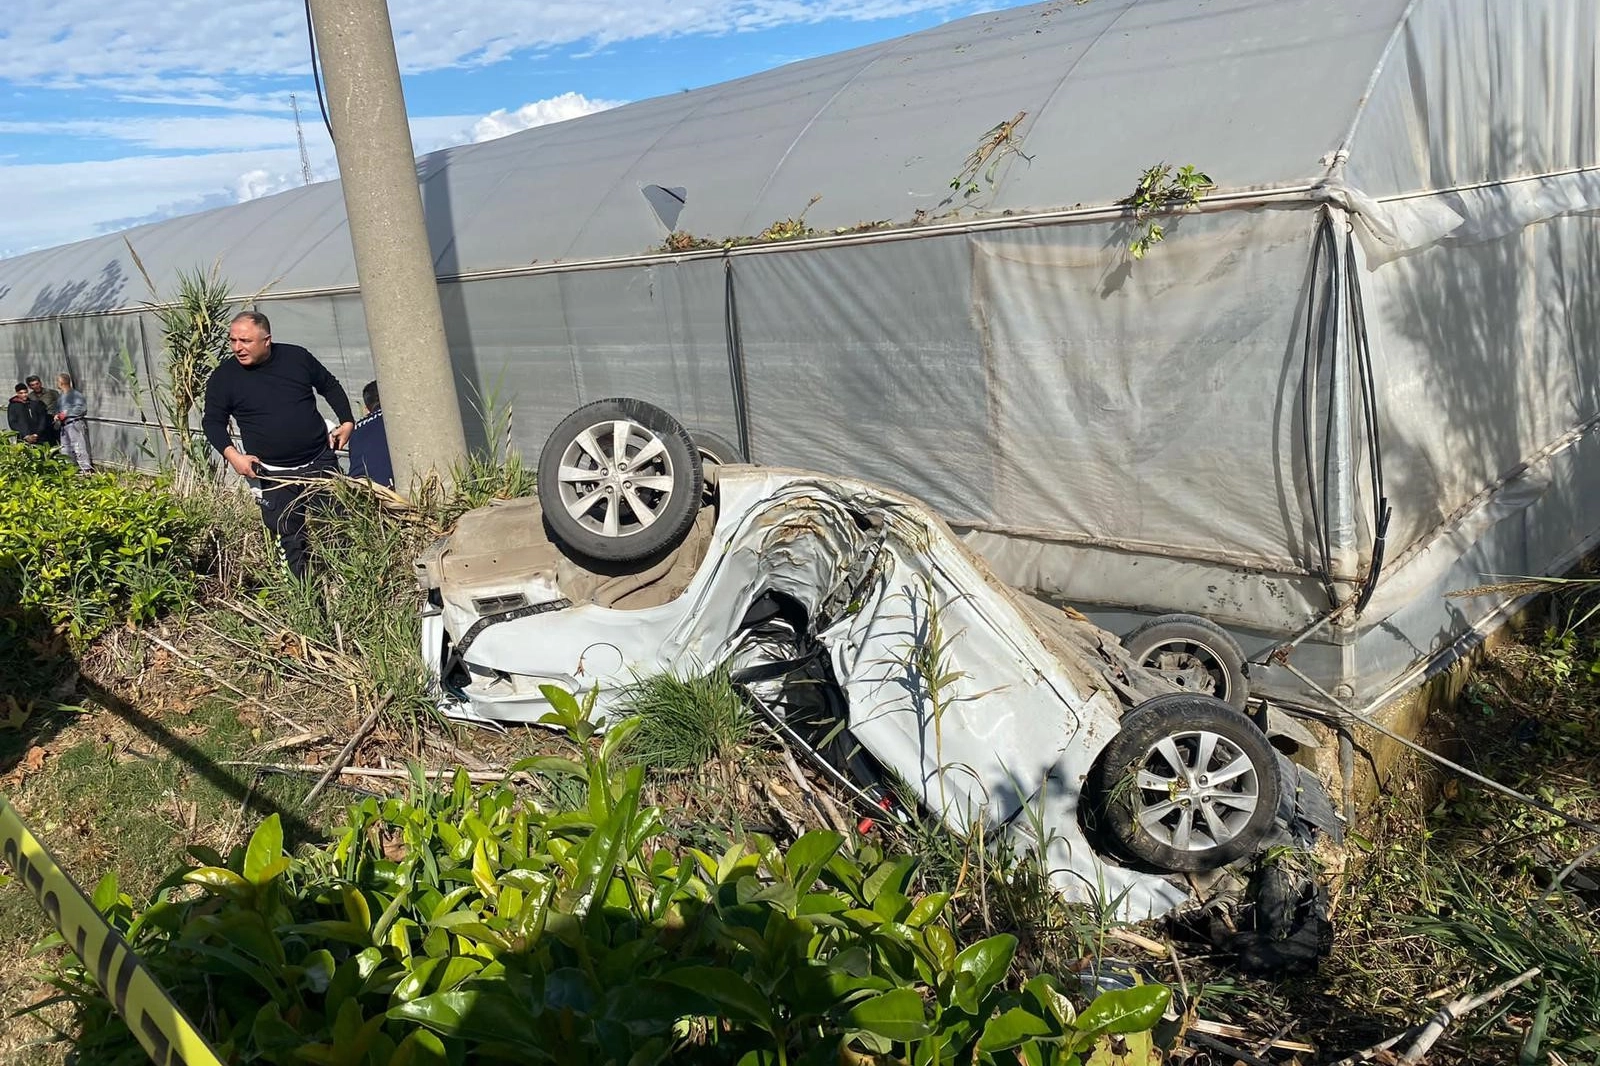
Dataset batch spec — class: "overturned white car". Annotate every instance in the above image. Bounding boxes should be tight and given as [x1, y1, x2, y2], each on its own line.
[416, 399, 1336, 922]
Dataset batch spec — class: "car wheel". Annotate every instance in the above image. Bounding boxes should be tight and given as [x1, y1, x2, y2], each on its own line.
[1123, 613, 1249, 710]
[1089, 693, 1282, 872]
[688, 429, 745, 468]
[537, 398, 703, 563]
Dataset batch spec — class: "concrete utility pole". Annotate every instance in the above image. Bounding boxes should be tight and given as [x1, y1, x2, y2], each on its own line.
[305, 0, 467, 493]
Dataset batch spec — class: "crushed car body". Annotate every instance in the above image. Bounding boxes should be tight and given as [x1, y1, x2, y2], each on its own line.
[416, 399, 1339, 924]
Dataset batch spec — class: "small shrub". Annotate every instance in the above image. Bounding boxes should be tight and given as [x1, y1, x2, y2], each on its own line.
[38, 686, 1170, 1065]
[125, 246, 235, 476]
[0, 443, 199, 642]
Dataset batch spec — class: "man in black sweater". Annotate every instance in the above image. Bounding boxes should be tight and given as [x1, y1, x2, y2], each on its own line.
[8, 382, 52, 444]
[202, 310, 355, 578]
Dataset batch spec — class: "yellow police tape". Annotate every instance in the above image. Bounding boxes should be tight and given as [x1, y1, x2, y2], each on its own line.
[0, 795, 224, 1066]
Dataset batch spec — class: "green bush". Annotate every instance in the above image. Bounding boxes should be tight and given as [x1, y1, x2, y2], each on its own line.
[0, 443, 199, 641]
[42, 687, 1168, 1065]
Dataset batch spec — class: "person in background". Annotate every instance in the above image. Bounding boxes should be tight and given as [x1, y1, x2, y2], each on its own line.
[346, 379, 395, 489]
[25, 376, 60, 446]
[201, 310, 355, 579]
[54, 372, 92, 473]
[8, 382, 51, 444]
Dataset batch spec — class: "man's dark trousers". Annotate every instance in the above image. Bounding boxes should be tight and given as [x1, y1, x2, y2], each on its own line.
[257, 450, 340, 579]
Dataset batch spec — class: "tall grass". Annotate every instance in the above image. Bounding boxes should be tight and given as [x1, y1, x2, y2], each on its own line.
[615, 666, 754, 769]
[1410, 861, 1600, 1045]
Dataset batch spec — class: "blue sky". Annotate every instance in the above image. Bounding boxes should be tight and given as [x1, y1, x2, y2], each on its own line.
[0, 0, 1012, 259]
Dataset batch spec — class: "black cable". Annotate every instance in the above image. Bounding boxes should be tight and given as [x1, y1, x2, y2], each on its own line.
[724, 259, 753, 462]
[1301, 211, 1339, 608]
[1320, 222, 1341, 604]
[303, 0, 335, 143]
[1345, 231, 1391, 616]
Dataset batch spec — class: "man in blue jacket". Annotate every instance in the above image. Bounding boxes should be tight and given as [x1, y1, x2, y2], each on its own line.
[201, 311, 355, 578]
[347, 380, 395, 489]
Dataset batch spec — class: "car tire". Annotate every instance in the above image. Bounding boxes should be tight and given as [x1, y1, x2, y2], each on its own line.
[1123, 613, 1249, 710]
[537, 398, 703, 563]
[1089, 693, 1282, 873]
[688, 429, 746, 467]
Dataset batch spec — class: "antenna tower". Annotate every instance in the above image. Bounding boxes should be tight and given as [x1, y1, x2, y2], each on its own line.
[291, 92, 314, 185]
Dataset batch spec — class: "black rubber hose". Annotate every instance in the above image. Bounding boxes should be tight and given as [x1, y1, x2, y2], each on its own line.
[1301, 211, 1340, 608]
[1344, 231, 1391, 616]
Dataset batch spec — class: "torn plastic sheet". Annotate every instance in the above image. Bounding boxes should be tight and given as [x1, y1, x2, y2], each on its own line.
[419, 469, 1296, 919]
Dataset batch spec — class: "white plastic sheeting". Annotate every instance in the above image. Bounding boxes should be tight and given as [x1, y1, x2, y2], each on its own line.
[1, 0, 1598, 710]
[0, 0, 1409, 318]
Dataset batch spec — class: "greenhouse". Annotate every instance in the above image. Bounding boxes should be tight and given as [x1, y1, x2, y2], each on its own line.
[0, 0, 1596, 710]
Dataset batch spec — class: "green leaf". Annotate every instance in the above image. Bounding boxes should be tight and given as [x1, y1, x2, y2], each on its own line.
[392, 957, 442, 1003]
[845, 987, 932, 1042]
[332, 996, 366, 1047]
[373, 888, 410, 942]
[979, 1006, 1055, 1052]
[429, 909, 489, 930]
[184, 866, 254, 899]
[242, 813, 283, 883]
[508, 755, 586, 779]
[342, 885, 374, 930]
[657, 967, 775, 1030]
[389, 988, 551, 1055]
[1075, 984, 1170, 1037]
[558, 774, 637, 916]
[904, 891, 949, 928]
[429, 885, 476, 922]
[298, 949, 337, 995]
[953, 933, 1016, 1003]
[924, 925, 957, 975]
[862, 856, 914, 905]
[435, 956, 486, 993]
[472, 837, 498, 900]
[90, 872, 119, 913]
[285, 919, 373, 947]
[250, 1000, 303, 1054]
[1084, 1028, 1156, 1065]
[389, 1029, 449, 1066]
[784, 830, 844, 890]
[599, 715, 643, 762]
[1023, 974, 1074, 1031]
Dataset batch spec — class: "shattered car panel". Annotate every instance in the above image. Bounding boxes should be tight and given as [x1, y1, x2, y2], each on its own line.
[418, 468, 1311, 920]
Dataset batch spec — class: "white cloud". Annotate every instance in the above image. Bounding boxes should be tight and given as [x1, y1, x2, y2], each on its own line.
[0, 93, 628, 255]
[468, 92, 622, 142]
[0, 149, 308, 257]
[0, 1, 967, 87]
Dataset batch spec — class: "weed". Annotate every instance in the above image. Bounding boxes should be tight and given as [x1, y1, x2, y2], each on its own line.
[659, 230, 720, 253]
[617, 665, 754, 769]
[886, 576, 999, 816]
[757, 194, 823, 242]
[1410, 861, 1600, 1050]
[448, 375, 538, 515]
[948, 111, 1031, 200]
[1122, 162, 1214, 259]
[124, 245, 235, 478]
